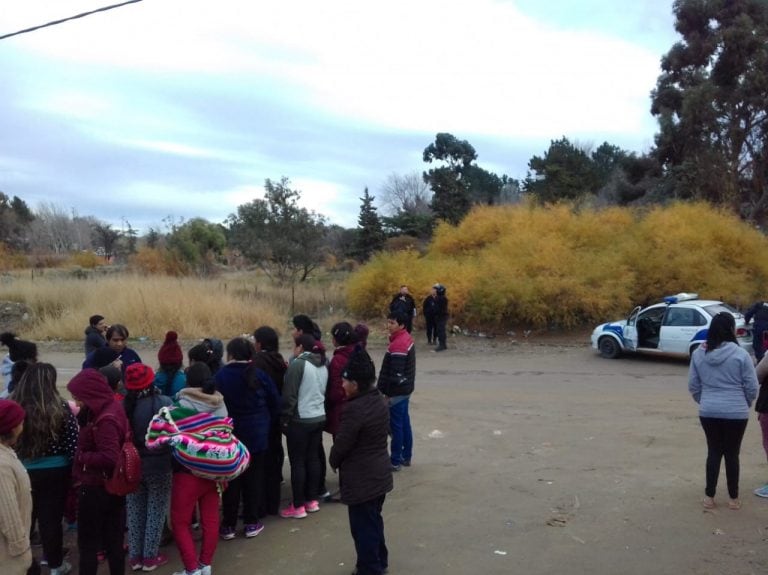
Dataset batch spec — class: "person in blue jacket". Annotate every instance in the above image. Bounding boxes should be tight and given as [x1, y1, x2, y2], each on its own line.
[153, 331, 186, 397]
[83, 324, 142, 373]
[215, 337, 279, 540]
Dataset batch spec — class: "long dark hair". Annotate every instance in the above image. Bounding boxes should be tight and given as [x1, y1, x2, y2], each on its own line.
[295, 334, 326, 364]
[706, 312, 737, 352]
[331, 322, 357, 347]
[226, 337, 254, 362]
[253, 326, 279, 353]
[11, 363, 66, 459]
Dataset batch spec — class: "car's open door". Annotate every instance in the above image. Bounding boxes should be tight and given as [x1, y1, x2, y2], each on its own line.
[623, 306, 641, 351]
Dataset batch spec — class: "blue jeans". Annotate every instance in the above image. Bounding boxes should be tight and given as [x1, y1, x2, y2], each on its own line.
[389, 396, 412, 466]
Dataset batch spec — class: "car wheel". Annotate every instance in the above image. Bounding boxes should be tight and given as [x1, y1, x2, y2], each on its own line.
[598, 337, 620, 359]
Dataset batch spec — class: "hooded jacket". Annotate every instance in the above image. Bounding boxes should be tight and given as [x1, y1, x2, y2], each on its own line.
[67, 369, 129, 486]
[215, 362, 279, 453]
[176, 387, 228, 418]
[84, 326, 106, 356]
[252, 351, 287, 395]
[281, 351, 327, 426]
[378, 328, 415, 398]
[689, 342, 758, 419]
[326, 343, 355, 436]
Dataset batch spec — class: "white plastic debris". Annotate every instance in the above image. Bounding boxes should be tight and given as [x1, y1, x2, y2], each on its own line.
[428, 429, 444, 439]
[493, 430, 502, 436]
[494, 550, 507, 556]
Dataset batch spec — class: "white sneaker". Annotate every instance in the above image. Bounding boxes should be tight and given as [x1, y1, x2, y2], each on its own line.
[754, 484, 768, 498]
[199, 565, 212, 575]
[172, 570, 201, 575]
[50, 561, 72, 575]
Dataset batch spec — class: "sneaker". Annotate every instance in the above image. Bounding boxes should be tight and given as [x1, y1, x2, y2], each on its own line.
[50, 561, 72, 575]
[754, 484, 768, 498]
[391, 464, 402, 472]
[219, 526, 236, 540]
[172, 570, 202, 575]
[280, 504, 308, 518]
[198, 565, 212, 575]
[244, 522, 265, 538]
[305, 500, 320, 513]
[142, 554, 169, 571]
[402, 460, 411, 467]
[130, 558, 144, 571]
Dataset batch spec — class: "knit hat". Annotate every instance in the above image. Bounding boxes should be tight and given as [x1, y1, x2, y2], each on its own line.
[124, 363, 155, 391]
[0, 399, 25, 435]
[158, 331, 183, 365]
[341, 345, 376, 388]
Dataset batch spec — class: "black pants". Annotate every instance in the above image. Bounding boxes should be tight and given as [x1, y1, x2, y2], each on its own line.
[754, 322, 768, 361]
[29, 466, 70, 569]
[318, 439, 328, 496]
[435, 317, 447, 349]
[262, 425, 284, 516]
[285, 421, 324, 508]
[348, 494, 388, 575]
[700, 417, 748, 498]
[222, 450, 265, 526]
[424, 315, 436, 343]
[78, 484, 125, 575]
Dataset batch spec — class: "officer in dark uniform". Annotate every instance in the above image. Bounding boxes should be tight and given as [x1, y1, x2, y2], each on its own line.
[389, 285, 417, 333]
[745, 300, 768, 360]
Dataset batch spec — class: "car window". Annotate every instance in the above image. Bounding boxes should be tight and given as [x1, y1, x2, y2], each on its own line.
[639, 306, 666, 323]
[703, 303, 737, 316]
[692, 309, 708, 326]
[664, 307, 695, 326]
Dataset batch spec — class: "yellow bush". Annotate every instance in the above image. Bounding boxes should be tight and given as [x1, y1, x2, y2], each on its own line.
[66, 251, 104, 269]
[347, 201, 768, 328]
[129, 247, 188, 276]
[0, 243, 27, 270]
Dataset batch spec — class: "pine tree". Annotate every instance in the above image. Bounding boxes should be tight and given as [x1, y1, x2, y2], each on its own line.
[355, 187, 386, 261]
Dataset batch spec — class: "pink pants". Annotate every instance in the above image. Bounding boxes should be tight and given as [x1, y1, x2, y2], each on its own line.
[171, 472, 220, 572]
[760, 414, 768, 462]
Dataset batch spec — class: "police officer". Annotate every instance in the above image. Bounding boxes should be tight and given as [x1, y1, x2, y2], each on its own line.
[745, 300, 768, 360]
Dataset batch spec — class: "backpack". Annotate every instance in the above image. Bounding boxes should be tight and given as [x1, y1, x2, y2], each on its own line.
[96, 413, 142, 496]
[146, 406, 250, 482]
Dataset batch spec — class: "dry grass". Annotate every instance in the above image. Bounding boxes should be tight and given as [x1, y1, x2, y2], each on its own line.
[0, 269, 353, 341]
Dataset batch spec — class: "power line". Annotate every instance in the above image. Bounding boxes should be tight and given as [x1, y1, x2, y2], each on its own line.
[0, 0, 144, 41]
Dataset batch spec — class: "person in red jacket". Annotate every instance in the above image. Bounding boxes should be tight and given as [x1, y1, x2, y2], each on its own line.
[67, 368, 129, 575]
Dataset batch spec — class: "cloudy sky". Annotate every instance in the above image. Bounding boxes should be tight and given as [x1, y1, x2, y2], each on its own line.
[0, 0, 678, 233]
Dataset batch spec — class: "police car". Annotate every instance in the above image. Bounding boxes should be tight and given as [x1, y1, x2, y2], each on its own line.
[591, 293, 752, 359]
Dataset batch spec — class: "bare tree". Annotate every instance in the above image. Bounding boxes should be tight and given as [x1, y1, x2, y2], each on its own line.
[27, 202, 81, 253]
[379, 172, 432, 216]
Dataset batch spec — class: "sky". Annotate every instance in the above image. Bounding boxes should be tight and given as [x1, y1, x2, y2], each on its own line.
[0, 0, 679, 234]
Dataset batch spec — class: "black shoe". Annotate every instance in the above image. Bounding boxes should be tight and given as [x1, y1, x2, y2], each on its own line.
[391, 464, 402, 472]
[402, 460, 411, 467]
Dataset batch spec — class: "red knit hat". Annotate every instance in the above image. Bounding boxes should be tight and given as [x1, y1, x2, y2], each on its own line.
[124, 363, 155, 391]
[0, 399, 25, 435]
[158, 331, 183, 365]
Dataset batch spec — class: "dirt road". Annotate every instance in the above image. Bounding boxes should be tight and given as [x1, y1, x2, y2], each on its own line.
[40, 338, 768, 575]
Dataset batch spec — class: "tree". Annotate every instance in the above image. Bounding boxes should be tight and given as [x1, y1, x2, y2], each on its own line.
[523, 137, 602, 203]
[423, 133, 477, 224]
[463, 165, 504, 205]
[354, 188, 386, 261]
[650, 0, 768, 221]
[166, 218, 227, 273]
[91, 223, 121, 260]
[379, 172, 432, 216]
[228, 177, 327, 284]
[0, 192, 33, 249]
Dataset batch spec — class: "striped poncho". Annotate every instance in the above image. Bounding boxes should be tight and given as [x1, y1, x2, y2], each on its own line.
[146, 405, 250, 482]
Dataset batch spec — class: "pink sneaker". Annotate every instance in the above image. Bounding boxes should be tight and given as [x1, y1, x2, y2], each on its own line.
[141, 554, 169, 572]
[280, 504, 307, 518]
[129, 558, 143, 572]
[305, 500, 320, 513]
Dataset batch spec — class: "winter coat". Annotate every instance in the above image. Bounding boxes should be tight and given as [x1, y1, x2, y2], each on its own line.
[252, 351, 287, 395]
[215, 362, 279, 454]
[389, 293, 416, 318]
[434, 294, 448, 319]
[67, 369, 129, 486]
[281, 351, 327, 427]
[378, 329, 415, 398]
[0, 443, 33, 575]
[83, 347, 143, 372]
[689, 342, 758, 419]
[329, 388, 393, 506]
[754, 354, 768, 413]
[175, 387, 228, 418]
[126, 390, 173, 475]
[84, 326, 106, 356]
[153, 369, 187, 397]
[325, 344, 355, 436]
[422, 295, 437, 319]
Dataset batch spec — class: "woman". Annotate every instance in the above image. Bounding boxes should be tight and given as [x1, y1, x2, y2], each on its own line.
[67, 368, 129, 575]
[0, 399, 35, 575]
[689, 312, 758, 510]
[326, 322, 358, 438]
[154, 331, 186, 397]
[215, 337, 279, 539]
[123, 363, 173, 571]
[329, 346, 393, 575]
[84, 324, 142, 372]
[12, 364, 78, 575]
[280, 334, 328, 518]
[163, 362, 228, 575]
[252, 326, 287, 516]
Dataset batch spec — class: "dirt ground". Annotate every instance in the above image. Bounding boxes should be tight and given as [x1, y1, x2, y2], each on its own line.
[35, 334, 768, 575]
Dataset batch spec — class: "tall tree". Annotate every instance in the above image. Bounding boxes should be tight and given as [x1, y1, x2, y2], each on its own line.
[423, 133, 477, 224]
[523, 137, 601, 203]
[166, 217, 227, 273]
[650, 0, 768, 221]
[91, 223, 121, 260]
[354, 187, 386, 261]
[228, 177, 327, 284]
[0, 192, 33, 249]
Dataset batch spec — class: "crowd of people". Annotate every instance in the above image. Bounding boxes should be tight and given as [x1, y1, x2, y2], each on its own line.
[0, 301, 421, 575]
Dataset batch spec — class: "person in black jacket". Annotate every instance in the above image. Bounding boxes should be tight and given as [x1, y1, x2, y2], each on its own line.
[83, 315, 107, 356]
[377, 312, 415, 471]
[389, 286, 416, 333]
[422, 287, 438, 345]
[433, 284, 449, 352]
[330, 346, 392, 575]
[745, 300, 768, 361]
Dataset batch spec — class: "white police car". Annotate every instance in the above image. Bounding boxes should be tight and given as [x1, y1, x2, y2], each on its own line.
[591, 293, 752, 359]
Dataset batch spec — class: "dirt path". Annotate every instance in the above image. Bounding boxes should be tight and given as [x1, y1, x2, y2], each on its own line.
[36, 338, 768, 575]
